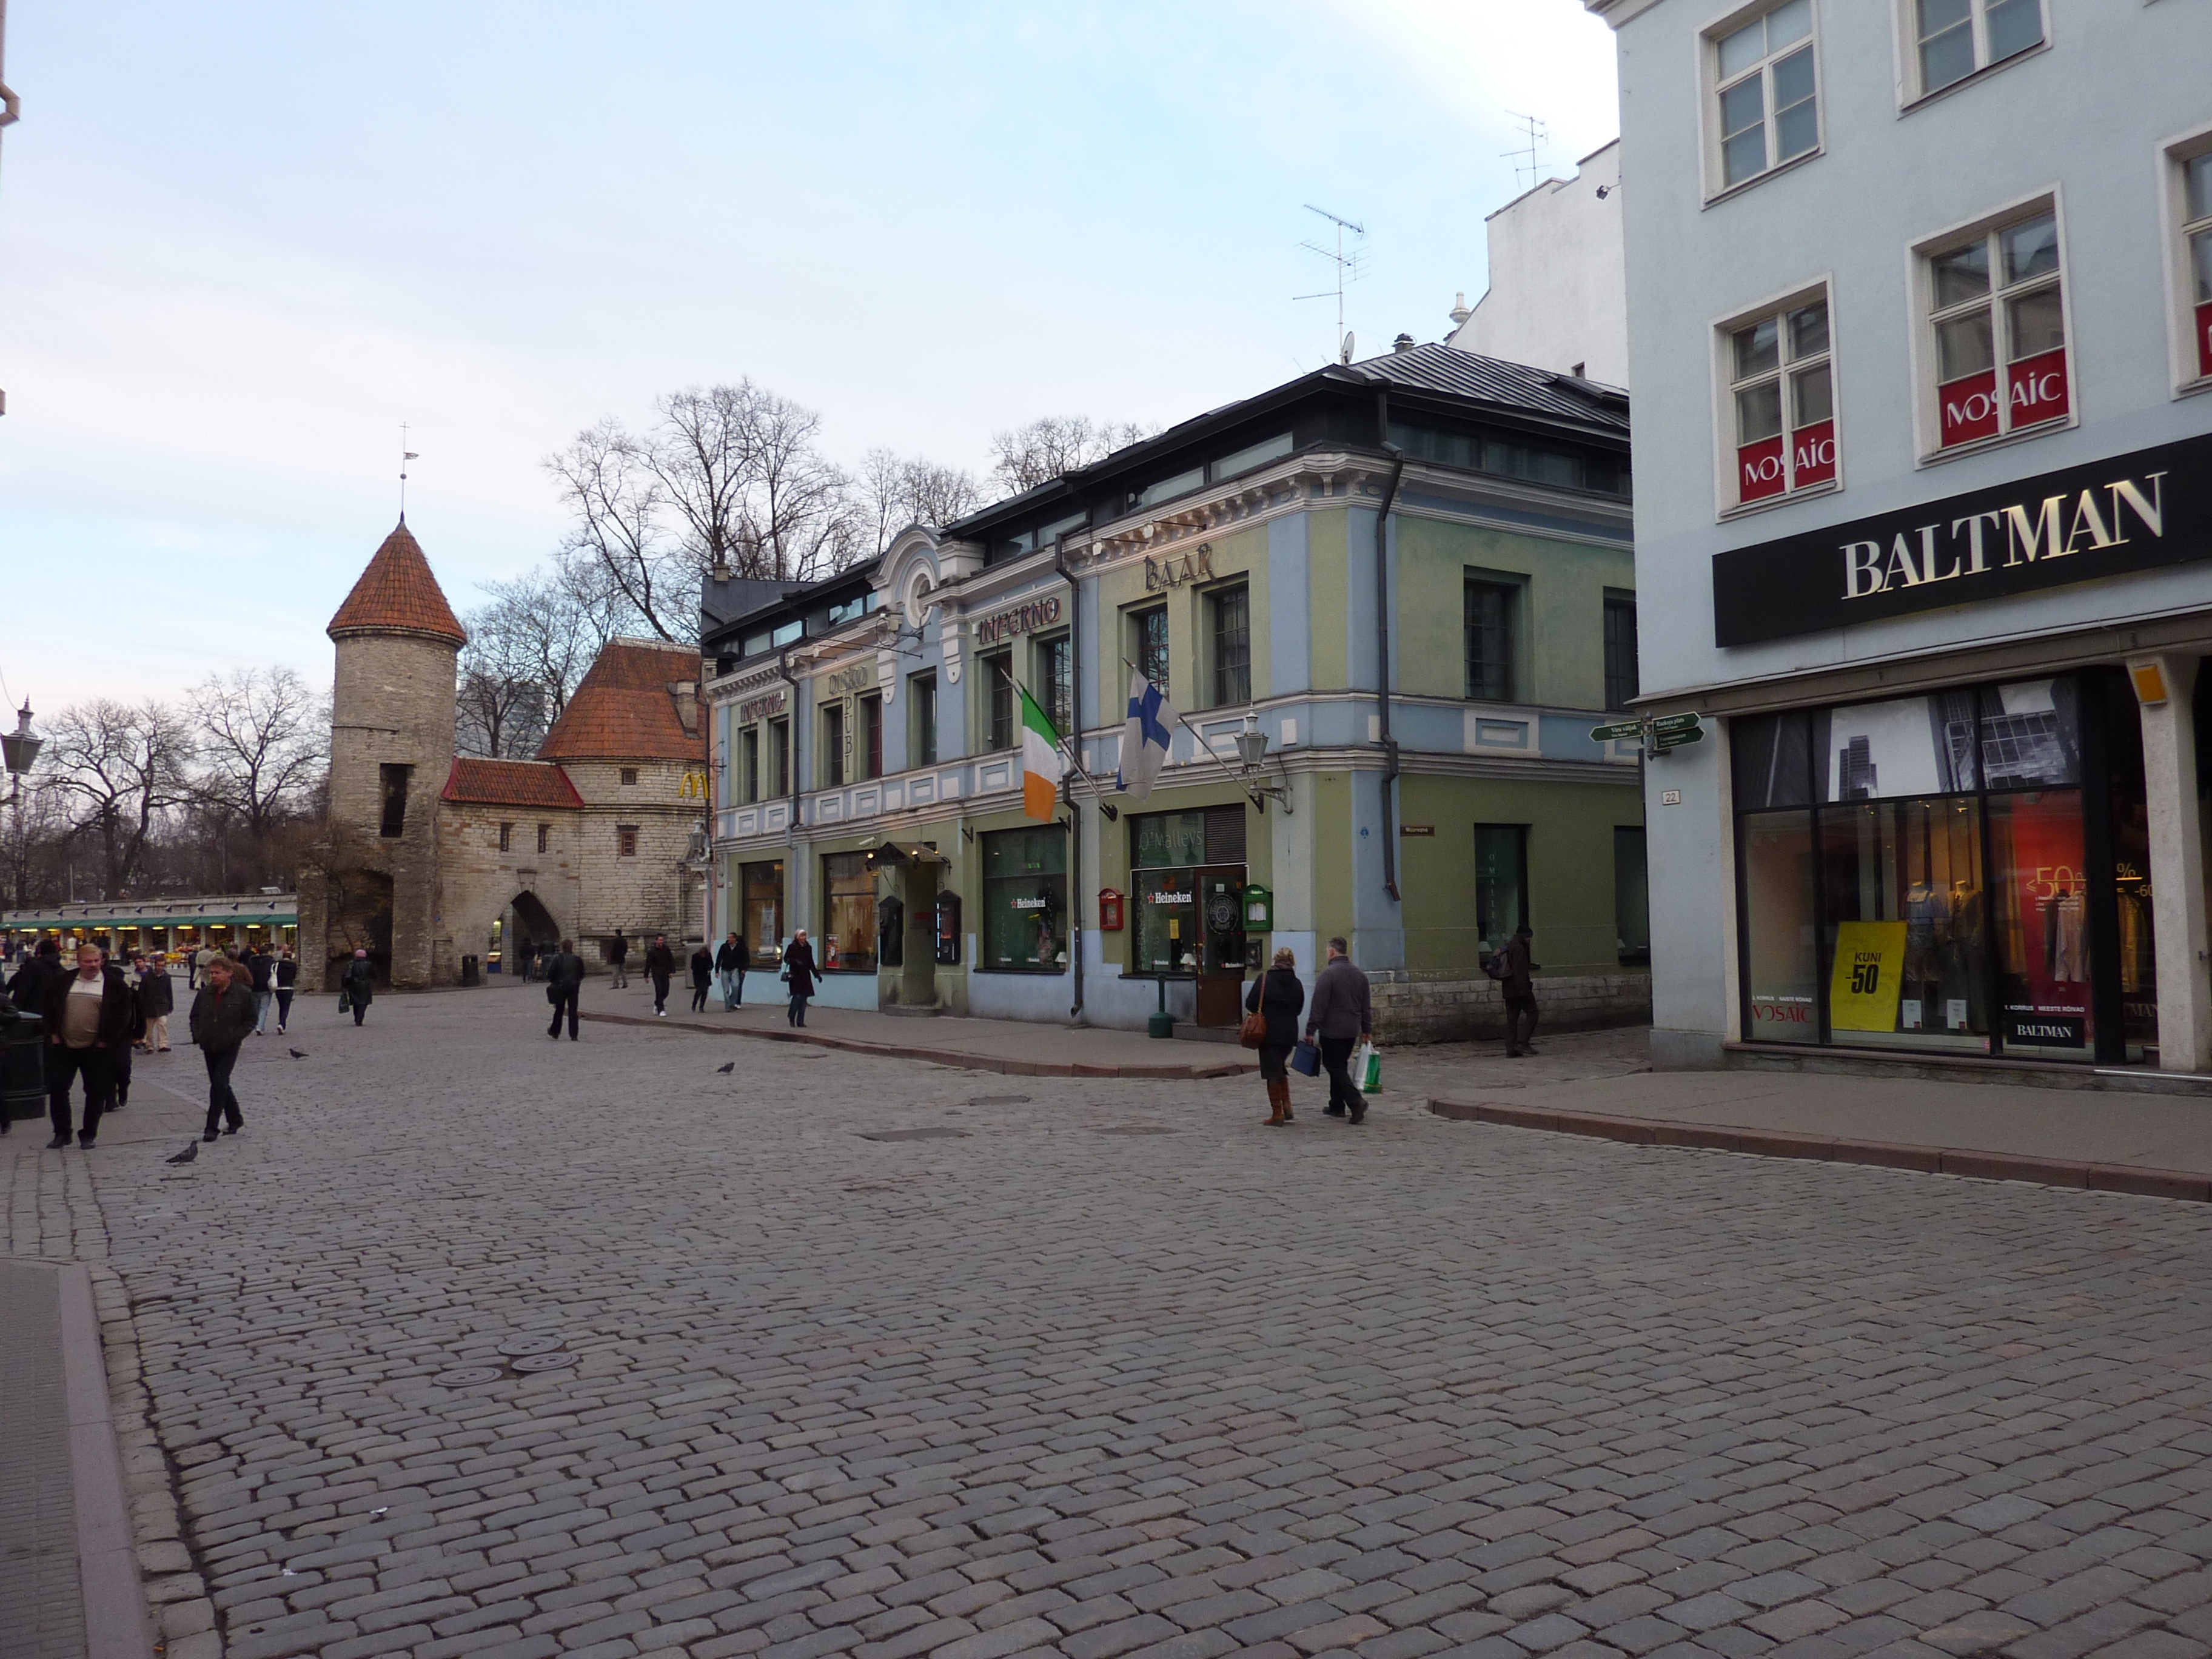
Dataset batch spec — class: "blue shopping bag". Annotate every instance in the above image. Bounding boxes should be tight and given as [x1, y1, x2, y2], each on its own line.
[1289, 1039, 1321, 1078]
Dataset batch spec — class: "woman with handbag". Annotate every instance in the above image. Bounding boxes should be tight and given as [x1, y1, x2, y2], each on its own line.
[1242, 947, 1306, 1127]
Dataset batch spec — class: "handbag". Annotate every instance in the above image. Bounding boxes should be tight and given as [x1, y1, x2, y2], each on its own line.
[337, 988, 350, 1013]
[1356, 1041, 1383, 1094]
[546, 984, 560, 1005]
[1238, 1009, 1269, 1048]
[1289, 1039, 1321, 1077]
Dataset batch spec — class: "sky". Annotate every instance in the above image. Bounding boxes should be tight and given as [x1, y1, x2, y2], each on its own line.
[0, 0, 1618, 716]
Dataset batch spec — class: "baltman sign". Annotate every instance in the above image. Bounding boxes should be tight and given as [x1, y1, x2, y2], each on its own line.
[1713, 432, 2212, 646]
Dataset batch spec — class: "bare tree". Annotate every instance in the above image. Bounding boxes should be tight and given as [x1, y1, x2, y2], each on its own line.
[0, 780, 71, 910]
[545, 417, 677, 640]
[988, 415, 1157, 495]
[189, 666, 327, 852]
[859, 448, 985, 554]
[455, 558, 640, 759]
[39, 699, 194, 894]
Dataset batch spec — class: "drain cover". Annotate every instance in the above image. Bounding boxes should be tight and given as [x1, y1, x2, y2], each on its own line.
[967, 1095, 1031, 1107]
[498, 1334, 566, 1357]
[435, 1367, 506, 1387]
[512, 1352, 578, 1372]
[859, 1127, 970, 1142]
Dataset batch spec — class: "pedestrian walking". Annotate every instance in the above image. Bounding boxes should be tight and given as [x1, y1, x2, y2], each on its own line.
[1244, 947, 1307, 1127]
[608, 928, 630, 990]
[273, 947, 297, 1033]
[689, 942, 713, 1012]
[545, 937, 584, 1041]
[1304, 936, 1373, 1125]
[340, 948, 376, 1026]
[715, 931, 746, 1010]
[189, 956, 255, 1141]
[42, 944, 132, 1149]
[112, 988, 144, 1108]
[8, 937, 62, 1018]
[783, 928, 817, 1027]
[248, 942, 277, 1034]
[191, 943, 213, 989]
[645, 934, 675, 1017]
[1498, 923, 1540, 1057]
[138, 952, 174, 1050]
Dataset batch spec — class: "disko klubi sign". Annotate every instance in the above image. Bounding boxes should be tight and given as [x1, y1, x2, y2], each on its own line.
[1712, 432, 2212, 647]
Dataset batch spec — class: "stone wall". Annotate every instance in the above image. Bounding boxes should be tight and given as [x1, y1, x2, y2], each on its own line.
[1370, 972, 1651, 1046]
[435, 806, 588, 977]
[566, 760, 702, 950]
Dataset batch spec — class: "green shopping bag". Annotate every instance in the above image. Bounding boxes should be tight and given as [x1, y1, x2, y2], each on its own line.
[1356, 1042, 1382, 1094]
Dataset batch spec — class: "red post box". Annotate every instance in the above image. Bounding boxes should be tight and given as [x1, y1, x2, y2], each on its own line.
[1098, 888, 1124, 931]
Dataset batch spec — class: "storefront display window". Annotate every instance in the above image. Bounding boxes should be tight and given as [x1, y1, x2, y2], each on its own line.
[1987, 790, 2090, 1057]
[1818, 797, 1988, 1054]
[1128, 806, 1246, 976]
[822, 853, 877, 972]
[741, 860, 784, 967]
[1741, 811, 1818, 1042]
[982, 827, 1068, 971]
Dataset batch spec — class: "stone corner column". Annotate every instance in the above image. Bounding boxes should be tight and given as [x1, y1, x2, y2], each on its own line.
[2130, 654, 2211, 1073]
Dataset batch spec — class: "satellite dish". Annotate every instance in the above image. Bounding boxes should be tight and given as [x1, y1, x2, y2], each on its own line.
[1339, 330, 1355, 365]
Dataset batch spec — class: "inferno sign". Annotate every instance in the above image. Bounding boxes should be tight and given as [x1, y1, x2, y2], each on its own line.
[973, 595, 1062, 646]
[1712, 432, 2212, 646]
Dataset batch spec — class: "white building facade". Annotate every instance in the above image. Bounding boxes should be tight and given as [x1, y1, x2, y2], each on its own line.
[1451, 140, 1631, 390]
[1589, 0, 2212, 1075]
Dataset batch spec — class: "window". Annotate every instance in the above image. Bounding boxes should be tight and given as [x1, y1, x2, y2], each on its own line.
[1212, 433, 1292, 480]
[2183, 149, 2212, 383]
[1728, 293, 1836, 505]
[1464, 578, 1517, 702]
[742, 629, 772, 657]
[860, 694, 883, 780]
[1129, 806, 1248, 976]
[741, 860, 784, 965]
[1208, 585, 1251, 706]
[993, 511, 1088, 564]
[1133, 606, 1170, 700]
[911, 674, 937, 767]
[768, 719, 789, 796]
[535, 823, 550, 854]
[1615, 826, 1651, 967]
[1911, 0, 2042, 99]
[1132, 468, 1205, 511]
[1712, 0, 1817, 191]
[1926, 207, 2068, 451]
[1036, 634, 1073, 739]
[1389, 421, 1604, 492]
[821, 852, 876, 971]
[498, 822, 513, 852]
[619, 767, 638, 786]
[823, 702, 846, 787]
[771, 619, 803, 648]
[378, 764, 411, 839]
[1473, 825, 1529, 953]
[617, 825, 638, 857]
[741, 727, 760, 805]
[984, 652, 1014, 751]
[1604, 593, 1640, 712]
[826, 592, 878, 627]
[980, 827, 1068, 971]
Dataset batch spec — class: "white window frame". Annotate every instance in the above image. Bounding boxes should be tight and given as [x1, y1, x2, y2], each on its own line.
[1892, 0, 2049, 109]
[1908, 189, 2077, 466]
[2160, 122, 2212, 397]
[1700, 0, 1824, 204]
[1712, 279, 1844, 518]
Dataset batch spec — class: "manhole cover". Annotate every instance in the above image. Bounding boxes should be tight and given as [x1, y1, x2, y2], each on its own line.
[435, 1367, 506, 1387]
[1090, 1126, 1178, 1135]
[498, 1333, 566, 1357]
[967, 1095, 1031, 1107]
[858, 1127, 970, 1142]
[512, 1352, 579, 1372]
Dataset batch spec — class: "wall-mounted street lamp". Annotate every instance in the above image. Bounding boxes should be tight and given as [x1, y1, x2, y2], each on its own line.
[1235, 715, 1293, 815]
[2, 702, 41, 803]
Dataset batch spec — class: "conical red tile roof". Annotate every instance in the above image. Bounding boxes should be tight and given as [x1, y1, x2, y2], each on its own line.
[327, 519, 467, 646]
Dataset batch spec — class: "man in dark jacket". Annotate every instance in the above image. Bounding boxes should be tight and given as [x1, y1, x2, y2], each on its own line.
[688, 943, 714, 1012]
[341, 949, 376, 1026]
[43, 944, 135, 1148]
[248, 943, 277, 1034]
[1304, 936, 1374, 1125]
[136, 952, 175, 1051]
[189, 956, 257, 1139]
[273, 948, 298, 1034]
[645, 934, 676, 1017]
[545, 938, 585, 1041]
[783, 929, 817, 1027]
[1500, 924, 1540, 1057]
[8, 937, 63, 1019]
[608, 929, 630, 989]
[715, 931, 746, 1010]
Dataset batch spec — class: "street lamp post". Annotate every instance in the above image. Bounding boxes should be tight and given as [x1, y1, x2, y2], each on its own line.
[2, 702, 40, 804]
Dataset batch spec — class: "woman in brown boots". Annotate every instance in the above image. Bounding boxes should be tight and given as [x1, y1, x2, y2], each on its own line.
[1246, 946, 1306, 1127]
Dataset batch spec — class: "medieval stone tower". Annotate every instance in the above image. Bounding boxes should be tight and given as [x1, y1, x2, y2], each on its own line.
[303, 519, 466, 990]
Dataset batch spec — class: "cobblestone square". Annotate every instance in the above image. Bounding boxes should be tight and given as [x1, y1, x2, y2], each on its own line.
[11, 989, 2212, 1659]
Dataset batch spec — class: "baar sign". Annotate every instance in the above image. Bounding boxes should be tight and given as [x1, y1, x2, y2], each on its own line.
[1712, 432, 2212, 646]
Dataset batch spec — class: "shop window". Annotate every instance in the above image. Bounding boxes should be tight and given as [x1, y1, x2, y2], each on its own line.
[1464, 578, 1517, 702]
[2179, 146, 2212, 384]
[1132, 606, 1170, 700]
[742, 859, 785, 966]
[741, 727, 760, 804]
[1615, 826, 1651, 966]
[378, 763, 411, 838]
[768, 719, 790, 796]
[1711, 0, 1818, 193]
[498, 822, 512, 851]
[823, 702, 847, 787]
[1726, 292, 1835, 507]
[536, 823, 551, 854]
[860, 694, 883, 781]
[1925, 206, 2069, 452]
[1473, 825, 1527, 953]
[1603, 592, 1640, 711]
[911, 674, 937, 767]
[1207, 585, 1251, 707]
[620, 767, 638, 786]
[984, 652, 1014, 751]
[821, 852, 877, 972]
[617, 825, 637, 857]
[1036, 634, 1073, 739]
[1741, 811, 1820, 1042]
[1820, 797, 1990, 1054]
[981, 826, 1069, 972]
[1129, 805, 1247, 976]
[1908, 0, 2043, 101]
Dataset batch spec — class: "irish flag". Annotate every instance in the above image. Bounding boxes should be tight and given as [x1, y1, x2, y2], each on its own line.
[1018, 686, 1064, 820]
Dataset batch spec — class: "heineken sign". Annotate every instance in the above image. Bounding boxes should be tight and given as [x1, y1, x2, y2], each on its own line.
[1712, 432, 2212, 647]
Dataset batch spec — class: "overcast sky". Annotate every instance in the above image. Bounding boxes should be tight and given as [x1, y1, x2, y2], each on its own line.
[0, 0, 1617, 715]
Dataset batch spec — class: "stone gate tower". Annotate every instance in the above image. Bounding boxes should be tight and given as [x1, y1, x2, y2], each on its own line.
[301, 519, 466, 990]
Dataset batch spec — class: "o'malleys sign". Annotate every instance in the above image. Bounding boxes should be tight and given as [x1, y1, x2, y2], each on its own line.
[1712, 432, 2212, 646]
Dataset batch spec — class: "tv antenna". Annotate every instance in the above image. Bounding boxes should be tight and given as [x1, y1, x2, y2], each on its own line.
[399, 423, 420, 518]
[1293, 203, 1367, 365]
[1504, 112, 1548, 189]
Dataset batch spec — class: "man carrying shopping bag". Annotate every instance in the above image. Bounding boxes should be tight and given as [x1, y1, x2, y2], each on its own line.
[1304, 936, 1373, 1126]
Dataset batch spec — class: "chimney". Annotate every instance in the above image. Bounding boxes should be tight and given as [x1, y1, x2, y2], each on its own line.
[670, 681, 700, 735]
[1447, 292, 1471, 328]
[1392, 333, 1416, 354]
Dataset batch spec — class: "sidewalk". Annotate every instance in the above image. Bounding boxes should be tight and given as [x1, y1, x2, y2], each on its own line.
[1427, 1063, 2212, 1201]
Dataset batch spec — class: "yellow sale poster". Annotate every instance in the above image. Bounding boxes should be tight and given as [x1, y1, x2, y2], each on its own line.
[1828, 920, 1908, 1032]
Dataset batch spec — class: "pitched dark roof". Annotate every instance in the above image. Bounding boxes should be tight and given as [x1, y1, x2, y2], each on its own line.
[327, 520, 468, 646]
[536, 640, 704, 763]
[1344, 343, 1630, 433]
[441, 758, 585, 810]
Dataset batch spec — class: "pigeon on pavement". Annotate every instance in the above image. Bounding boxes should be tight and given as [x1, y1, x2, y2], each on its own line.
[716, 1061, 736, 1073]
[289, 1049, 309, 1059]
[166, 1143, 198, 1165]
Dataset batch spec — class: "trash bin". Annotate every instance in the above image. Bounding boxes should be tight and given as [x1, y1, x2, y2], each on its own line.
[461, 955, 480, 987]
[0, 998, 45, 1124]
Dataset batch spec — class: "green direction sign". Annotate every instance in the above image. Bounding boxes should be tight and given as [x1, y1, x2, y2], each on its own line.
[1590, 719, 1644, 743]
[1654, 726, 1705, 749]
[1652, 712, 1702, 734]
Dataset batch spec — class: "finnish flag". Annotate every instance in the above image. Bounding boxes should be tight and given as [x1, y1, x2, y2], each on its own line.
[1117, 669, 1174, 801]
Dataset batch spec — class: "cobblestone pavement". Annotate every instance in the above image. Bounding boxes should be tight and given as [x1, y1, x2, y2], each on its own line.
[10, 992, 2212, 1659]
[0, 1261, 87, 1659]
